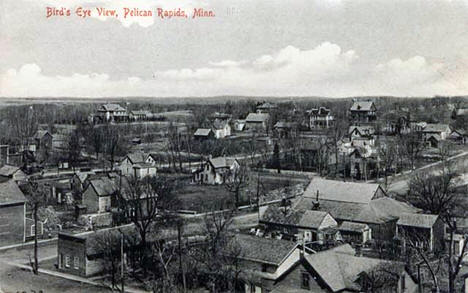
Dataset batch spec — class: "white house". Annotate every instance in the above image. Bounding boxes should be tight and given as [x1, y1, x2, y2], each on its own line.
[192, 157, 240, 185]
[211, 119, 231, 139]
[97, 103, 128, 122]
[120, 152, 157, 179]
[422, 123, 452, 141]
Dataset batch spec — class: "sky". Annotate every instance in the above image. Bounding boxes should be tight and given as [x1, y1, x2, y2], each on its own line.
[1, 0, 467, 98]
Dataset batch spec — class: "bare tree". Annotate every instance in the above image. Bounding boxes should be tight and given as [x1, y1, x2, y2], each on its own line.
[24, 180, 49, 275]
[361, 262, 404, 293]
[224, 163, 250, 207]
[398, 133, 425, 170]
[93, 229, 123, 291]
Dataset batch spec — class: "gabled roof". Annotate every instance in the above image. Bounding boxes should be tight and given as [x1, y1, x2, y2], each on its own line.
[0, 165, 21, 177]
[397, 213, 439, 228]
[208, 157, 238, 169]
[124, 152, 148, 164]
[33, 130, 51, 140]
[246, 113, 270, 123]
[423, 123, 451, 133]
[304, 244, 391, 292]
[293, 196, 419, 224]
[308, 107, 331, 116]
[350, 101, 375, 112]
[194, 128, 213, 136]
[0, 180, 27, 206]
[230, 234, 297, 265]
[88, 177, 119, 197]
[303, 178, 382, 204]
[348, 125, 375, 136]
[261, 205, 333, 230]
[99, 103, 126, 112]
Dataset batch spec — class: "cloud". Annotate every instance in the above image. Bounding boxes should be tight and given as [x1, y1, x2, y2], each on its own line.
[1, 43, 467, 98]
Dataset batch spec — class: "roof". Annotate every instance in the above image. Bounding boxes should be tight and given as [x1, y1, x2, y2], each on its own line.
[304, 244, 390, 292]
[230, 234, 297, 265]
[293, 196, 419, 224]
[130, 110, 151, 115]
[308, 107, 331, 116]
[194, 128, 213, 136]
[33, 130, 51, 139]
[88, 177, 119, 197]
[212, 118, 229, 130]
[125, 152, 147, 164]
[99, 103, 126, 112]
[274, 122, 297, 129]
[261, 205, 333, 230]
[455, 108, 468, 116]
[423, 123, 451, 133]
[246, 113, 270, 123]
[303, 178, 382, 204]
[209, 157, 238, 169]
[338, 221, 369, 232]
[0, 165, 21, 177]
[397, 213, 439, 228]
[350, 101, 375, 112]
[0, 180, 27, 206]
[349, 125, 375, 136]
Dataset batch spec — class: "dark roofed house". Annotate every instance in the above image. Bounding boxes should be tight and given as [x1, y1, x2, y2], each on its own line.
[449, 129, 467, 144]
[33, 130, 53, 151]
[422, 123, 451, 141]
[294, 178, 420, 240]
[194, 128, 215, 140]
[245, 113, 270, 132]
[306, 107, 335, 129]
[0, 180, 27, 246]
[256, 102, 278, 114]
[97, 103, 128, 122]
[120, 152, 157, 179]
[349, 101, 377, 122]
[273, 121, 298, 138]
[260, 205, 338, 243]
[0, 165, 26, 182]
[396, 213, 444, 252]
[82, 177, 119, 214]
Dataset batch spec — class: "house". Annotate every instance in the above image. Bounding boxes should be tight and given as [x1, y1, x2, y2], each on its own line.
[211, 118, 231, 139]
[349, 146, 379, 180]
[422, 123, 451, 142]
[0, 165, 27, 182]
[33, 130, 53, 151]
[349, 101, 377, 122]
[449, 129, 467, 144]
[194, 128, 215, 140]
[273, 122, 298, 138]
[306, 107, 335, 129]
[396, 213, 445, 252]
[245, 113, 270, 132]
[256, 102, 277, 114]
[129, 110, 151, 121]
[293, 178, 420, 240]
[57, 224, 134, 277]
[234, 119, 246, 132]
[226, 233, 311, 293]
[349, 125, 375, 140]
[0, 180, 27, 246]
[338, 221, 371, 244]
[82, 177, 119, 213]
[120, 152, 157, 179]
[271, 244, 417, 293]
[97, 103, 129, 122]
[260, 205, 339, 243]
[192, 157, 240, 185]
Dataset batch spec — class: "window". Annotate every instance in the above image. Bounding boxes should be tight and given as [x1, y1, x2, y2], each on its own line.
[401, 275, 406, 292]
[301, 272, 310, 289]
[74, 256, 79, 269]
[31, 225, 35, 236]
[261, 263, 268, 272]
[65, 255, 70, 268]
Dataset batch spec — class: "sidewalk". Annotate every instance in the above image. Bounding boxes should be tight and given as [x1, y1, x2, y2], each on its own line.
[0, 238, 57, 252]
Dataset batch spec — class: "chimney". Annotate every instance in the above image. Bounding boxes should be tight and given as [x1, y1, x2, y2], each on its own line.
[313, 190, 320, 210]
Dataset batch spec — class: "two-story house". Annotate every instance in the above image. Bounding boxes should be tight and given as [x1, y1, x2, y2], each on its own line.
[120, 152, 157, 179]
[97, 103, 129, 122]
[306, 107, 335, 129]
[349, 101, 377, 122]
[192, 157, 240, 185]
